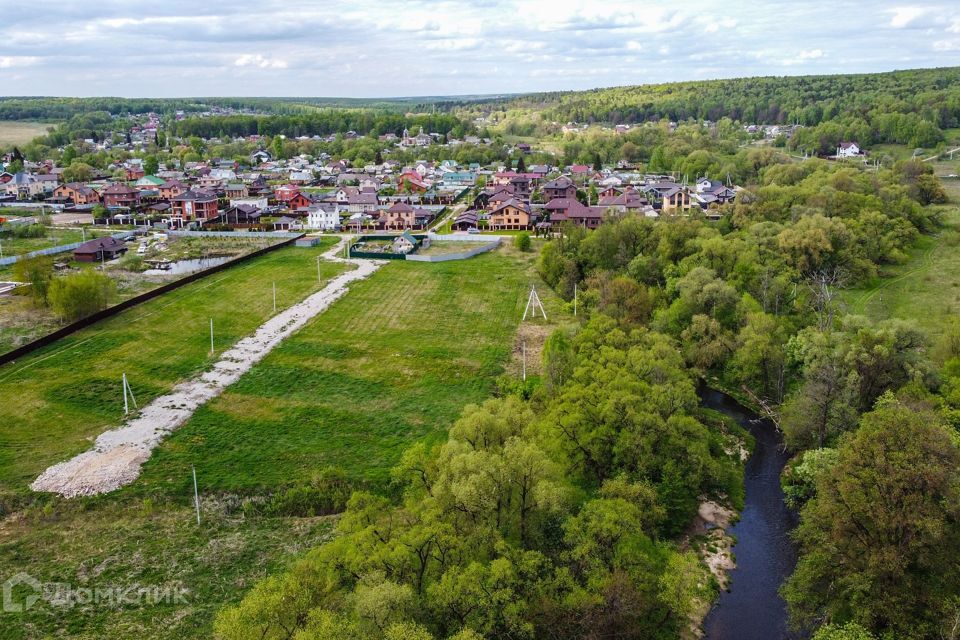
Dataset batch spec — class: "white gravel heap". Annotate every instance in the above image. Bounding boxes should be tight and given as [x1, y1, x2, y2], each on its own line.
[31, 239, 383, 498]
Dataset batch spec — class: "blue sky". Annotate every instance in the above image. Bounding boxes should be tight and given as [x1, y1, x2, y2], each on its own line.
[1, 1, 959, 97]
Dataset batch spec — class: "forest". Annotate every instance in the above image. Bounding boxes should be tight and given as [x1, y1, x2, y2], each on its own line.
[215, 146, 959, 639]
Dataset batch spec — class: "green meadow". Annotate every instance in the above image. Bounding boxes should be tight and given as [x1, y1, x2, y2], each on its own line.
[0, 242, 565, 640]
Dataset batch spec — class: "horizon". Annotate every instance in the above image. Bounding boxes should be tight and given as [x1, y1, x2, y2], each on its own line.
[1, 64, 956, 101]
[3, 0, 960, 98]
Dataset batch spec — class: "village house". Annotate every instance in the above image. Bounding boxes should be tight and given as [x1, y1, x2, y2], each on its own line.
[74, 236, 128, 262]
[158, 179, 187, 200]
[347, 191, 379, 214]
[221, 204, 262, 228]
[489, 199, 534, 230]
[53, 182, 100, 205]
[542, 175, 577, 200]
[836, 141, 862, 158]
[101, 183, 140, 208]
[645, 182, 691, 213]
[545, 198, 606, 229]
[170, 189, 218, 227]
[305, 204, 341, 231]
[3, 173, 44, 199]
[224, 183, 249, 199]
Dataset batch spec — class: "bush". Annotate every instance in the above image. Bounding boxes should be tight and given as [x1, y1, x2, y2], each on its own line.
[514, 232, 532, 252]
[12, 255, 54, 305]
[48, 271, 116, 322]
[252, 467, 355, 517]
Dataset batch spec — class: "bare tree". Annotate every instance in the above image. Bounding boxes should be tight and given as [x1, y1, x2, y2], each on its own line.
[806, 267, 848, 331]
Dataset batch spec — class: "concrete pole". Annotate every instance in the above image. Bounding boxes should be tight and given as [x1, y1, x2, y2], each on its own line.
[192, 465, 201, 525]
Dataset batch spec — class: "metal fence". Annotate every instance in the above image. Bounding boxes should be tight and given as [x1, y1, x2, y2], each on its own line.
[0, 236, 299, 367]
[169, 230, 303, 239]
[0, 231, 133, 267]
[406, 238, 500, 263]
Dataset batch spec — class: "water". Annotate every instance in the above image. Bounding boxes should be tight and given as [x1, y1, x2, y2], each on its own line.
[701, 388, 805, 640]
[143, 256, 232, 275]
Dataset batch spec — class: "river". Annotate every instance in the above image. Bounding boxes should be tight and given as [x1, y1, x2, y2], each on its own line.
[700, 388, 805, 640]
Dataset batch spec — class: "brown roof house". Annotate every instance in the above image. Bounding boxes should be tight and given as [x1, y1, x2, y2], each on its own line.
[74, 236, 128, 262]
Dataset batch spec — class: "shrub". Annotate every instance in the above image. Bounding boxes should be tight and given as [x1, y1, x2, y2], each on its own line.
[514, 232, 532, 252]
[254, 467, 355, 517]
[48, 271, 115, 322]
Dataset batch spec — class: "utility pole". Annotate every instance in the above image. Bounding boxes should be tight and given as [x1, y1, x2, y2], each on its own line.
[192, 465, 201, 525]
[122, 373, 138, 415]
[522, 341, 527, 381]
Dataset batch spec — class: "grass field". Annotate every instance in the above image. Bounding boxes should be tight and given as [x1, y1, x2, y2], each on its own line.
[0, 243, 567, 639]
[842, 162, 960, 341]
[0, 227, 112, 258]
[139, 243, 565, 494]
[0, 239, 346, 494]
[0, 121, 54, 146]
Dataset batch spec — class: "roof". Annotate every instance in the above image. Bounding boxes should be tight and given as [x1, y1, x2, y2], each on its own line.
[75, 236, 126, 254]
[543, 175, 574, 189]
[102, 183, 138, 195]
[172, 189, 218, 202]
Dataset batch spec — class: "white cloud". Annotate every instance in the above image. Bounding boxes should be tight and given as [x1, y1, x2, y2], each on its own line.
[0, 56, 39, 68]
[799, 48, 825, 59]
[889, 6, 927, 28]
[234, 54, 287, 69]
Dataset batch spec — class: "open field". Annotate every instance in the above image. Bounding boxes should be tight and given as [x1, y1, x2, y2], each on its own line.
[0, 243, 567, 640]
[139, 243, 566, 494]
[842, 163, 960, 341]
[0, 227, 113, 258]
[0, 121, 54, 146]
[0, 238, 346, 494]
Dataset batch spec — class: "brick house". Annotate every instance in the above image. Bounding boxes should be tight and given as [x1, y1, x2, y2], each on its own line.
[170, 189, 218, 227]
[542, 175, 577, 200]
[101, 183, 140, 208]
[489, 199, 534, 230]
[159, 180, 187, 200]
[53, 182, 100, 205]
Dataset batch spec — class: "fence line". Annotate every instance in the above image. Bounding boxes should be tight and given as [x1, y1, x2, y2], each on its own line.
[0, 231, 133, 267]
[0, 236, 298, 367]
[406, 239, 500, 263]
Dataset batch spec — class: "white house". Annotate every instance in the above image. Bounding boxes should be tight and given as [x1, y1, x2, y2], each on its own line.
[305, 205, 342, 231]
[836, 142, 862, 158]
[230, 196, 269, 210]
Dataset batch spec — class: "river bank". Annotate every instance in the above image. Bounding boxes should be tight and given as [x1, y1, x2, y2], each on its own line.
[699, 388, 805, 640]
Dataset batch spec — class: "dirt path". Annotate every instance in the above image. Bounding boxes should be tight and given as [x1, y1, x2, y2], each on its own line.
[31, 238, 384, 498]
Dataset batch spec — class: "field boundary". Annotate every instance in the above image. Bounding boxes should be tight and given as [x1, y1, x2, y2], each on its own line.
[0, 234, 302, 367]
[0, 230, 132, 267]
[407, 238, 501, 262]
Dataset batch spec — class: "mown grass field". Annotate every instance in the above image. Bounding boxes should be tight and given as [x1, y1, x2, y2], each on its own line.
[0, 121, 54, 146]
[0, 243, 566, 640]
[842, 161, 960, 340]
[0, 239, 346, 494]
[139, 243, 565, 494]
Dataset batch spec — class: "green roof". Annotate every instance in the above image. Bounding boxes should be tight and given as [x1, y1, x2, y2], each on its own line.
[137, 175, 165, 185]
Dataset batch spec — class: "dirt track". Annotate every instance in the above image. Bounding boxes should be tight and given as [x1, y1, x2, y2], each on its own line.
[31, 238, 383, 497]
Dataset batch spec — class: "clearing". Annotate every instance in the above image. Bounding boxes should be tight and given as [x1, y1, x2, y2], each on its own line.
[0, 121, 54, 146]
[842, 161, 960, 340]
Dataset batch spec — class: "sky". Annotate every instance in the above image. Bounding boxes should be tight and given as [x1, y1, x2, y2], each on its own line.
[1, 1, 959, 98]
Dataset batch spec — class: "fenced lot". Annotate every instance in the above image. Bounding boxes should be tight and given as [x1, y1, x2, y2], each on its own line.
[0, 238, 345, 492]
[0, 242, 566, 640]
